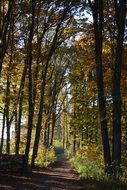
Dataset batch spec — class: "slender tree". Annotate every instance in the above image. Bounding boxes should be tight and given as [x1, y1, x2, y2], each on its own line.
[23, 0, 36, 168]
[15, 64, 27, 154]
[88, 0, 111, 171]
[0, 0, 14, 74]
[112, 0, 126, 174]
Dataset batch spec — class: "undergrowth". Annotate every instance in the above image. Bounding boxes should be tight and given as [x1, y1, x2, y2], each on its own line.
[69, 146, 127, 190]
[34, 146, 56, 168]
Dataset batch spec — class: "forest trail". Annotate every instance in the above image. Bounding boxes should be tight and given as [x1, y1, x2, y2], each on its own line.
[0, 153, 84, 190]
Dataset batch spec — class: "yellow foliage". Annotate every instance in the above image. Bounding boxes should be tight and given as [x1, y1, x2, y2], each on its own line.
[76, 145, 103, 163]
[103, 42, 111, 54]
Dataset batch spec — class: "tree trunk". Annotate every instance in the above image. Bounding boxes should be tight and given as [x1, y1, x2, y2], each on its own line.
[15, 109, 18, 154]
[0, 0, 14, 74]
[0, 108, 6, 154]
[6, 74, 10, 154]
[47, 123, 50, 148]
[62, 124, 65, 150]
[50, 107, 56, 146]
[112, 0, 126, 174]
[15, 65, 27, 154]
[73, 132, 76, 155]
[43, 117, 50, 148]
[50, 80, 57, 146]
[88, 0, 111, 171]
[23, 0, 36, 169]
[31, 71, 46, 166]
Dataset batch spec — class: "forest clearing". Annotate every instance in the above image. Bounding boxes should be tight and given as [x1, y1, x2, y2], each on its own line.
[0, 0, 126, 190]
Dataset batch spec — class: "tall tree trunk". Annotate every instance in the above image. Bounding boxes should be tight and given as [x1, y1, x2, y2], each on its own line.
[43, 116, 51, 148]
[62, 102, 67, 150]
[43, 124, 47, 147]
[47, 122, 51, 148]
[6, 77, 10, 154]
[50, 80, 57, 146]
[112, 0, 126, 174]
[50, 106, 56, 146]
[0, 108, 6, 154]
[73, 132, 76, 155]
[23, 0, 36, 169]
[5, 13, 15, 154]
[15, 65, 27, 154]
[0, 0, 14, 74]
[88, 0, 111, 171]
[31, 68, 47, 166]
[15, 109, 18, 154]
[62, 124, 65, 150]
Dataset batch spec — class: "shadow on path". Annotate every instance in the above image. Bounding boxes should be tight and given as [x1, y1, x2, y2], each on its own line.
[0, 153, 84, 190]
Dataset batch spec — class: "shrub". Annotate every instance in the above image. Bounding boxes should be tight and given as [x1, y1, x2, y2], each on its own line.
[71, 155, 104, 180]
[35, 146, 56, 168]
[70, 146, 127, 190]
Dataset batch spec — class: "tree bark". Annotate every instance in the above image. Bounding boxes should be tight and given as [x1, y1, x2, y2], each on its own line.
[50, 80, 57, 146]
[112, 0, 126, 174]
[0, 0, 14, 74]
[23, 0, 36, 169]
[6, 69, 10, 154]
[15, 65, 27, 154]
[88, 0, 111, 171]
[0, 108, 6, 154]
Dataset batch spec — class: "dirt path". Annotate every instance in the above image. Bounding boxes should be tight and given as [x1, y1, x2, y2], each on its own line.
[0, 154, 84, 190]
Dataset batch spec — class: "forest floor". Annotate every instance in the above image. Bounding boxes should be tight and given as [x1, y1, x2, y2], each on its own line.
[0, 153, 85, 190]
[1, 154, 127, 190]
